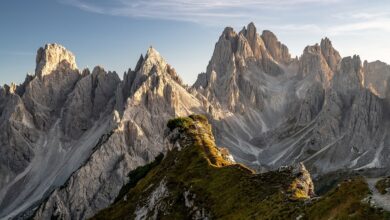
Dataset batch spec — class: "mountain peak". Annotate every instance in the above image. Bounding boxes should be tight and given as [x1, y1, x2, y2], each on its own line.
[134, 46, 168, 77]
[320, 37, 341, 71]
[146, 46, 159, 58]
[35, 43, 78, 78]
[144, 46, 165, 66]
[221, 26, 237, 39]
[320, 37, 332, 45]
[247, 21, 256, 30]
[261, 30, 291, 64]
[332, 55, 364, 94]
[240, 22, 257, 37]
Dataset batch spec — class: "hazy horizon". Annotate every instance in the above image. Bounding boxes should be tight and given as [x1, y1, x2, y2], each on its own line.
[1, 0, 390, 86]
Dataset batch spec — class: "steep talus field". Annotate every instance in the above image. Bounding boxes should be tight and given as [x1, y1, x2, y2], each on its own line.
[92, 115, 389, 220]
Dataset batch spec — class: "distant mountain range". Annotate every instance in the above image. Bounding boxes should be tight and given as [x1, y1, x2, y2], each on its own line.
[1, 22, 390, 219]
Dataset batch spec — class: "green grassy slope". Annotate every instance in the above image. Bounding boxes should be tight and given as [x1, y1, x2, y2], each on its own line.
[92, 115, 389, 220]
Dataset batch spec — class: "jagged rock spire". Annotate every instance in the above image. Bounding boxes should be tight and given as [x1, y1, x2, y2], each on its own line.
[35, 43, 78, 78]
[261, 30, 291, 64]
[320, 37, 341, 72]
[332, 55, 364, 95]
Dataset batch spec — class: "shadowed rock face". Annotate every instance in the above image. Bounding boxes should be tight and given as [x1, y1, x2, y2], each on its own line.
[320, 37, 341, 72]
[363, 60, 390, 98]
[0, 43, 206, 220]
[192, 23, 390, 179]
[1, 22, 390, 219]
[91, 115, 315, 220]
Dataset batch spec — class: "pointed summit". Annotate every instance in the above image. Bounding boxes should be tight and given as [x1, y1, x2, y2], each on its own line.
[221, 27, 237, 40]
[239, 22, 263, 59]
[246, 22, 258, 42]
[134, 54, 144, 72]
[35, 43, 78, 78]
[140, 46, 167, 75]
[332, 55, 364, 95]
[240, 22, 257, 42]
[145, 46, 160, 58]
[320, 37, 341, 71]
[261, 30, 291, 64]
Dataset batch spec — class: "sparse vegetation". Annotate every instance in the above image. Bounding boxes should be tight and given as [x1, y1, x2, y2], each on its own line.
[289, 178, 311, 200]
[167, 116, 194, 131]
[376, 177, 390, 195]
[305, 177, 388, 220]
[114, 153, 164, 203]
[92, 115, 390, 220]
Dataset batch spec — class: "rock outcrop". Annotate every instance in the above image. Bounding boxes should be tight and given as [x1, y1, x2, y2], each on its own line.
[261, 29, 292, 64]
[92, 116, 386, 220]
[289, 162, 315, 199]
[363, 60, 390, 98]
[35, 44, 78, 78]
[91, 115, 314, 220]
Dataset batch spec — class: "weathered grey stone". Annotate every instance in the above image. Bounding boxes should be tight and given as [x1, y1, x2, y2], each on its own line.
[2, 22, 390, 220]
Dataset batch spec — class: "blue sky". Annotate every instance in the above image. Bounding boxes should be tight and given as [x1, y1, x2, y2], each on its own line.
[1, 0, 390, 85]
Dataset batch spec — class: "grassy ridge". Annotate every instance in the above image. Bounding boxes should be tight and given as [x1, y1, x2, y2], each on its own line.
[92, 115, 389, 220]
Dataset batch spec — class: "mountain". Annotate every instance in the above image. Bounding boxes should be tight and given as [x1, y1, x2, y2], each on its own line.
[0, 45, 206, 219]
[0, 22, 390, 219]
[92, 115, 388, 219]
[194, 23, 390, 177]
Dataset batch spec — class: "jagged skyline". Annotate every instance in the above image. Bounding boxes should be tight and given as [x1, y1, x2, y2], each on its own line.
[1, 20, 390, 219]
[1, 0, 390, 86]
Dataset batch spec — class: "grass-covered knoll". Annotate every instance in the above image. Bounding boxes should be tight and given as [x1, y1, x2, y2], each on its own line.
[305, 177, 388, 220]
[167, 116, 195, 131]
[92, 115, 389, 220]
[376, 177, 390, 195]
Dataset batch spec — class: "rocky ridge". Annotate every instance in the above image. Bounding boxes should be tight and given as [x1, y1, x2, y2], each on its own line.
[1, 22, 390, 219]
[92, 115, 387, 220]
[92, 115, 316, 219]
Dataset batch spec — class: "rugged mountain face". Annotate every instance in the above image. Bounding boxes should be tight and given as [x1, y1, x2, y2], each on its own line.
[193, 23, 300, 169]
[193, 23, 390, 178]
[193, 22, 293, 112]
[92, 115, 387, 220]
[32, 47, 206, 220]
[0, 45, 206, 219]
[0, 44, 120, 219]
[1, 22, 390, 219]
[363, 60, 390, 98]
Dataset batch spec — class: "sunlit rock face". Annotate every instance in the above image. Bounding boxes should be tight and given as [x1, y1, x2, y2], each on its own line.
[363, 60, 390, 98]
[1, 22, 390, 219]
[194, 22, 293, 112]
[35, 44, 78, 78]
[194, 23, 390, 178]
[0, 44, 206, 220]
[91, 116, 316, 220]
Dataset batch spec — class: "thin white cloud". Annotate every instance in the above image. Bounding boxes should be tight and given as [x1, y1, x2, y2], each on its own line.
[276, 24, 322, 33]
[326, 9, 390, 35]
[329, 19, 390, 35]
[60, 0, 344, 23]
[60, 0, 390, 36]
